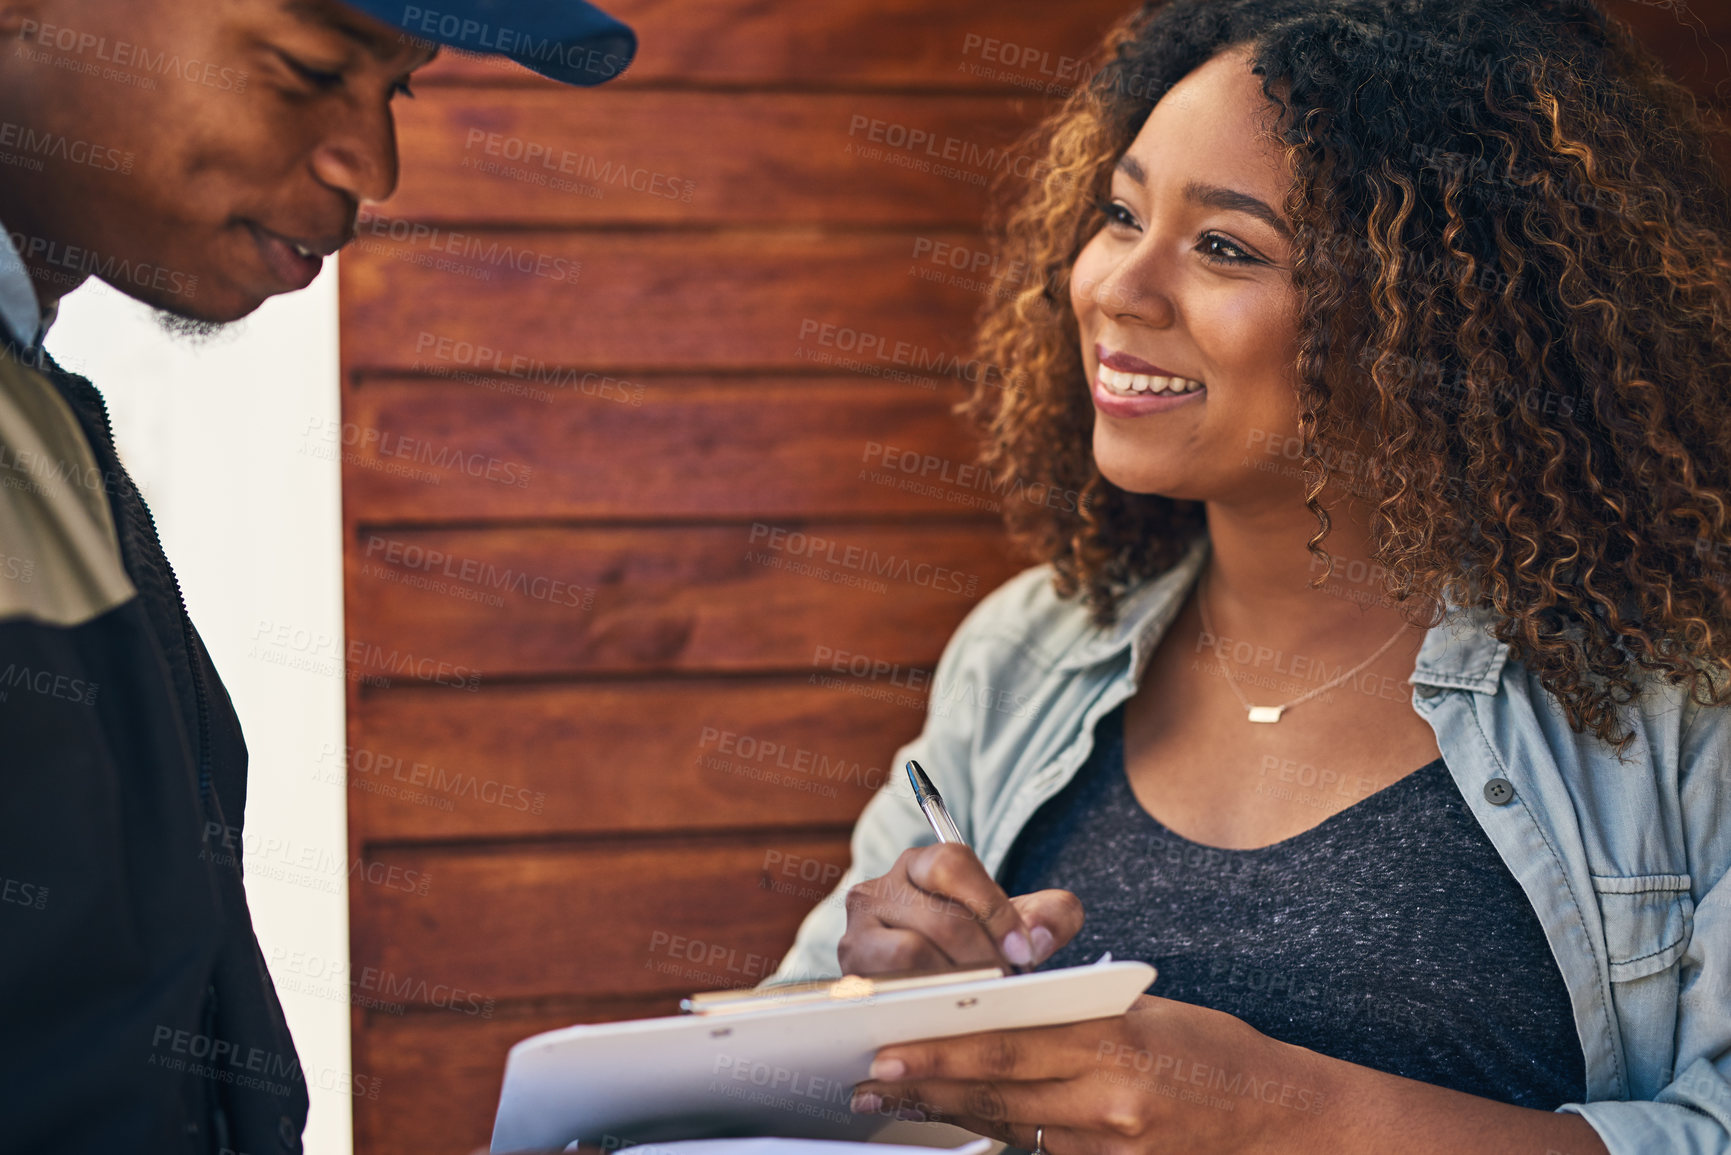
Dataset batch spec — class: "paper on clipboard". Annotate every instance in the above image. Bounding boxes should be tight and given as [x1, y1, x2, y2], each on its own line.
[563, 1137, 999, 1155]
[491, 956, 1155, 1154]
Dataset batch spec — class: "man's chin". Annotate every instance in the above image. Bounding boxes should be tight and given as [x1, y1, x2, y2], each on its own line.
[139, 284, 268, 343]
[102, 273, 270, 329]
[151, 308, 237, 344]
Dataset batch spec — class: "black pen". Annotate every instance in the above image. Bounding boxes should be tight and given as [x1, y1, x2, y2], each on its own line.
[905, 760, 1032, 974]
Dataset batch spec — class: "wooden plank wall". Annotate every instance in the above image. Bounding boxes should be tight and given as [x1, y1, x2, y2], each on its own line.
[337, 3, 1127, 1151]
[336, 3, 1727, 1151]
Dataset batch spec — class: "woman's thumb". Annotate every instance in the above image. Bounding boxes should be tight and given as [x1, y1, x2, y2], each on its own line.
[1008, 889, 1084, 964]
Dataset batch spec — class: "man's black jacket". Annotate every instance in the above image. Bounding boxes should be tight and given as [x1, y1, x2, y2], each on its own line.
[0, 343, 308, 1154]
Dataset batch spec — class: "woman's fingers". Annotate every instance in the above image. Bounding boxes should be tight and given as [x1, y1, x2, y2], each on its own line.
[852, 1075, 1073, 1126]
[837, 922, 952, 974]
[1008, 889, 1086, 964]
[838, 844, 1030, 975]
[901, 842, 1034, 968]
[839, 865, 988, 972]
[851, 1073, 1110, 1139]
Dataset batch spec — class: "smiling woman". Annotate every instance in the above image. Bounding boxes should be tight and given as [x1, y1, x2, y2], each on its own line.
[969, 0, 1731, 746]
[769, 2, 1731, 1154]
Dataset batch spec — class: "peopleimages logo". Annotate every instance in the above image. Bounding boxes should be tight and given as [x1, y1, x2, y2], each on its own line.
[960, 33, 1084, 85]
[0, 120, 133, 173]
[462, 129, 695, 202]
[16, 19, 250, 91]
[794, 318, 1027, 394]
[6, 231, 196, 298]
[745, 523, 980, 597]
[846, 114, 1053, 183]
[398, 6, 630, 81]
[862, 441, 1083, 513]
[362, 535, 595, 610]
[0, 661, 99, 706]
[353, 208, 580, 286]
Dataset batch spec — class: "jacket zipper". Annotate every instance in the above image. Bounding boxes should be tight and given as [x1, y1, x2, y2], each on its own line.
[85, 386, 214, 803]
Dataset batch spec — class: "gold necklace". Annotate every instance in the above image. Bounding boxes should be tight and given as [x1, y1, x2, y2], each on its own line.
[1196, 580, 1412, 723]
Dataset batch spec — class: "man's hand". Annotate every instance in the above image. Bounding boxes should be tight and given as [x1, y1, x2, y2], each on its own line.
[837, 843, 1083, 975]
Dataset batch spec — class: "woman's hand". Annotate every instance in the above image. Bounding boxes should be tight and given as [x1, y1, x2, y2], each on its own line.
[837, 843, 1084, 976]
[847, 994, 1332, 1155]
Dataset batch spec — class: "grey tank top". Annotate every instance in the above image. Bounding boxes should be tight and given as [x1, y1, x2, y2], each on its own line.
[999, 703, 1587, 1109]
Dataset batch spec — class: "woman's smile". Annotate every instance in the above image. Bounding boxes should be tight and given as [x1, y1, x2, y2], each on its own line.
[1092, 342, 1207, 417]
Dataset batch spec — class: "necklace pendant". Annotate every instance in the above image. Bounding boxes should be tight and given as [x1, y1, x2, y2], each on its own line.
[1247, 705, 1285, 724]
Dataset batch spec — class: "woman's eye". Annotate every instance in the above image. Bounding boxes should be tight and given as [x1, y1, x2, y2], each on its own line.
[1197, 232, 1257, 265]
[391, 78, 416, 100]
[1094, 200, 1140, 231]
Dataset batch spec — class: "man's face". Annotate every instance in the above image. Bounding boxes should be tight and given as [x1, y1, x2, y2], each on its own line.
[0, 0, 435, 321]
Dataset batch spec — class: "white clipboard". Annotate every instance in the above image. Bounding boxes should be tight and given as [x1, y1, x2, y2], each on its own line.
[490, 957, 1156, 1153]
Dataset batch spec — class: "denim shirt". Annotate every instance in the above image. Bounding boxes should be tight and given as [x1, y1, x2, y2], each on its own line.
[768, 535, 1731, 1155]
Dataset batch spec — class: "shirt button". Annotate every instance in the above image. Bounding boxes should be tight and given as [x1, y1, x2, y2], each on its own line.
[1414, 683, 1442, 699]
[1483, 777, 1515, 805]
[279, 1114, 301, 1150]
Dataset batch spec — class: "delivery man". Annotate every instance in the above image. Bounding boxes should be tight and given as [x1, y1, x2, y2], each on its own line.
[0, 1, 632, 1150]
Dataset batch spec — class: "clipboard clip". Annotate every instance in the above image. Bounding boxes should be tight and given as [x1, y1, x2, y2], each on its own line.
[680, 965, 1005, 1015]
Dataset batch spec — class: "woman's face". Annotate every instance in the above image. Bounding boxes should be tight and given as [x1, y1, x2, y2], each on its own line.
[1071, 46, 1304, 507]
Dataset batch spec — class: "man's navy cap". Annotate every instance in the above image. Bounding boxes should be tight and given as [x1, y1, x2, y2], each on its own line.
[342, 0, 636, 86]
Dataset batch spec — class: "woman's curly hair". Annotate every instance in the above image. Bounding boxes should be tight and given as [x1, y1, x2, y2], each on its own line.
[963, 0, 1731, 752]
